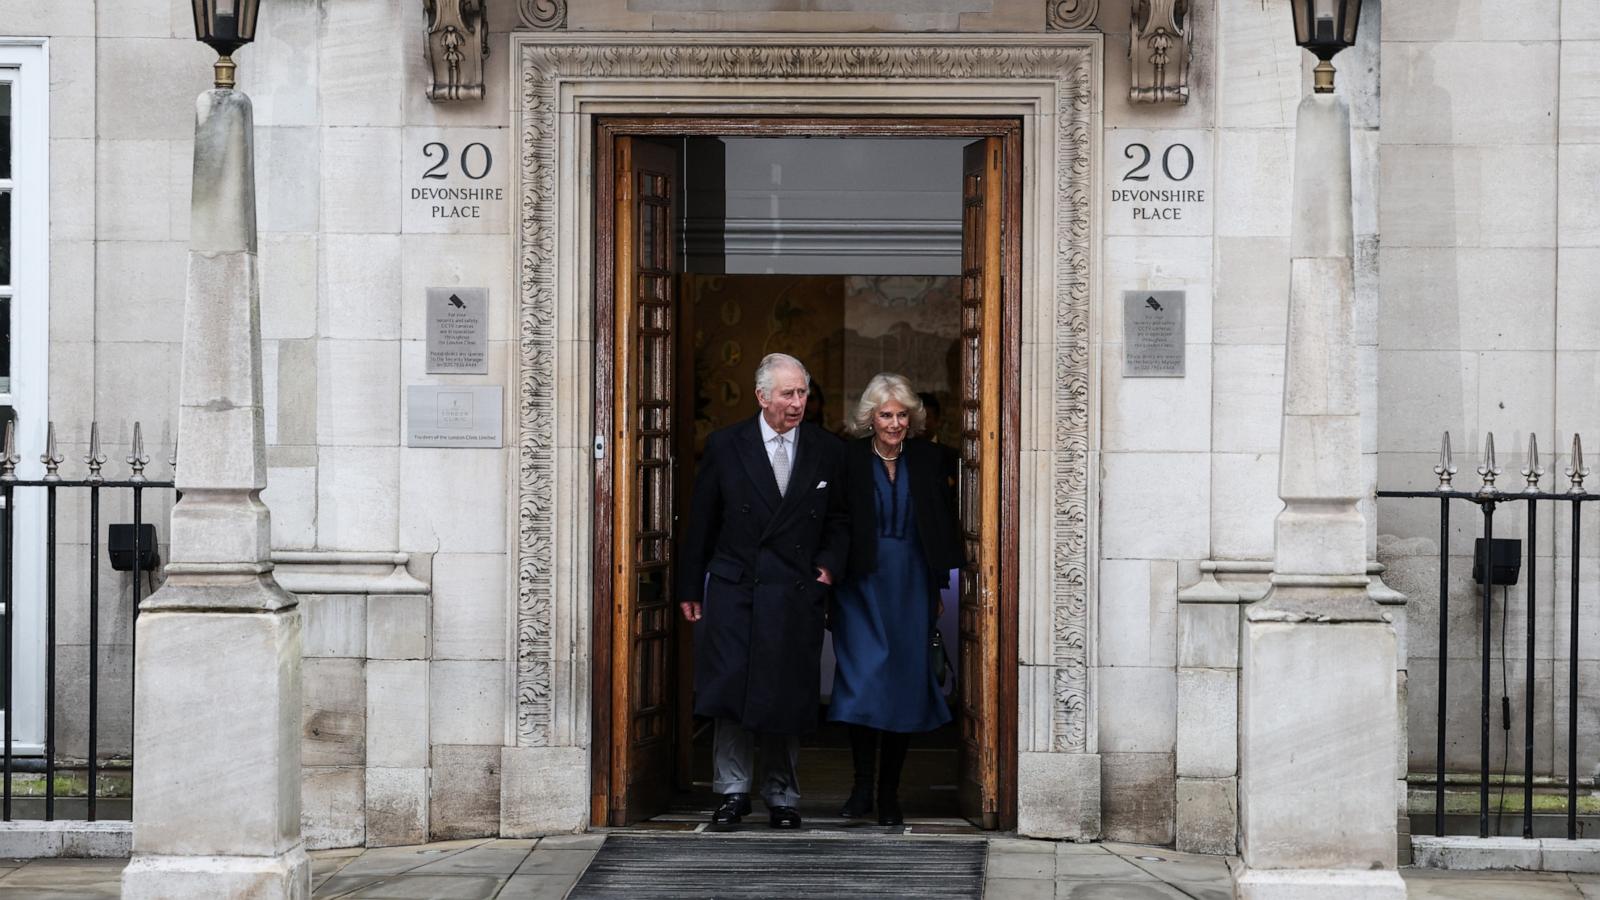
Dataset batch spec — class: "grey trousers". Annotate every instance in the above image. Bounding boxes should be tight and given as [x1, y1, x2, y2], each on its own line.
[712, 718, 801, 808]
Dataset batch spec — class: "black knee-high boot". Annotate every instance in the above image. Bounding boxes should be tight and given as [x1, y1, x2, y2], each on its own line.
[839, 725, 877, 818]
[877, 732, 911, 826]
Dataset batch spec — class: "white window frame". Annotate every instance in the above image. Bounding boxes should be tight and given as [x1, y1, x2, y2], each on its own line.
[0, 38, 51, 755]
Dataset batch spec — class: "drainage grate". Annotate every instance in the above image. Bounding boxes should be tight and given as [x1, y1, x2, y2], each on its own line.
[569, 834, 987, 899]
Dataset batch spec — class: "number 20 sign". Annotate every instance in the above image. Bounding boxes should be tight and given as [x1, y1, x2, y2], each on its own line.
[1105, 129, 1211, 236]
[404, 130, 509, 235]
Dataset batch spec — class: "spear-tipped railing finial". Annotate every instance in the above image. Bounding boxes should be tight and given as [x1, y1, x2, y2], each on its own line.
[0, 419, 17, 483]
[1435, 431, 1457, 491]
[1522, 433, 1544, 494]
[39, 422, 63, 482]
[127, 421, 150, 483]
[84, 421, 107, 484]
[1477, 432, 1502, 496]
[1569, 433, 1590, 495]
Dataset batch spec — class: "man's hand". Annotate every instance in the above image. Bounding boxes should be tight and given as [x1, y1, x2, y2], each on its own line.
[680, 601, 703, 622]
[816, 566, 833, 586]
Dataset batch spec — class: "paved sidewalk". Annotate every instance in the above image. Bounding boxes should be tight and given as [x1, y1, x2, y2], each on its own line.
[0, 834, 1594, 898]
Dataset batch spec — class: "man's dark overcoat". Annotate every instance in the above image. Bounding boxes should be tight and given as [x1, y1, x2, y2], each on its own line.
[677, 416, 850, 735]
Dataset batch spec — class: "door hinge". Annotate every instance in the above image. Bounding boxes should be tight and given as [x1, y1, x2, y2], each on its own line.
[594, 434, 606, 460]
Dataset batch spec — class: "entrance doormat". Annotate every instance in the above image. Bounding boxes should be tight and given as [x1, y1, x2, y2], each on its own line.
[568, 834, 987, 899]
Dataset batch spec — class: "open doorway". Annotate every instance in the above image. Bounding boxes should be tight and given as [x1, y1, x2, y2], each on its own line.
[592, 118, 1021, 831]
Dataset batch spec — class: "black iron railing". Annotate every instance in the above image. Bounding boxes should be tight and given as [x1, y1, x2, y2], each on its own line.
[0, 421, 173, 821]
[1379, 432, 1590, 841]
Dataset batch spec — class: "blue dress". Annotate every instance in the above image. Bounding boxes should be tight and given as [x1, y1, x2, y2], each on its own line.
[828, 456, 953, 733]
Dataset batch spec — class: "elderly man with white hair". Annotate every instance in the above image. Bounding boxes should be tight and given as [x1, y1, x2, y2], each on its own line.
[677, 352, 850, 830]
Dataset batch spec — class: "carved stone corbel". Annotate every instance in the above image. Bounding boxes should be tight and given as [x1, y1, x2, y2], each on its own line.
[424, 0, 490, 102]
[1129, 0, 1191, 104]
[1046, 0, 1099, 30]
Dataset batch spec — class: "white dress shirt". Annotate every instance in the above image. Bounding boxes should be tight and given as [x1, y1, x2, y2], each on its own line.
[756, 415, 798, 469]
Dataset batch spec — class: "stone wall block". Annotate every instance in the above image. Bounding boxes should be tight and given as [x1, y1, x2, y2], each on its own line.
[429, 660, 505, 746]
[368, 594, 430, 660]
[365, 767, 429, 848]
[320, 127, 402, 233]
[302, 766, 365, 850]
[429, 745, 501, 840]
[1177, 668, 1238, 778]
[1016, 751, 1102, 841]
[499, 746, 589, 837]
[1101, 453, 1211, 560]
[1176, 776, 1238, 855]
[302, 657, 366, 768]
[366, 660, 428, 769]
[260, 235, 319, 342]
[1099, 666, 1177, 754]
[315, 340, 400, 447]
[431, 553, 508, 660]
[95, 37, 215, 141]
[301, 594, 366, 658]
[1101, 752, 1177, 845]
[254, 126, 321, 234]
[1179, 602, 1240, 669]
[316, 445, 400, 551]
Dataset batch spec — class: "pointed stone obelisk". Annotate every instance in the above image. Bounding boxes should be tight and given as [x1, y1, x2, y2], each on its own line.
[121, 87, 310, 899]
[1233, 89, 1406, 899]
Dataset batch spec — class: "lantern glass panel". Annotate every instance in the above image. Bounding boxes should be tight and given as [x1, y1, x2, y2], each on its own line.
[1291, 0, 1362, 58]
[191, 0, 260, 52]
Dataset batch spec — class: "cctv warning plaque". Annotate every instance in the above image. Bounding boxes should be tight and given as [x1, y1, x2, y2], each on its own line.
[1123, 290, 1185, 378]
[426, 287, 489, 374]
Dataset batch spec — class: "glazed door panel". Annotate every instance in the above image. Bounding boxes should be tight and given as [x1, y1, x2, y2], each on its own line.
[609, 136, 681, 825]
[956, 136, 1004, 830]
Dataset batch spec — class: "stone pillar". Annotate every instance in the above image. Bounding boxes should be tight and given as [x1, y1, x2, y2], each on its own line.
[1233, 91, 1405, 900]
[121, 90, 311, 899]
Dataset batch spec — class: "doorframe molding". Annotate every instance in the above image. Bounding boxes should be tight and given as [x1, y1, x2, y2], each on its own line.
[506, 32, 1103, 838]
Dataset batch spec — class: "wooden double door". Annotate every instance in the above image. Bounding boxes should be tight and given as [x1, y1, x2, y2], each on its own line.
[592, 118, 1021, 830]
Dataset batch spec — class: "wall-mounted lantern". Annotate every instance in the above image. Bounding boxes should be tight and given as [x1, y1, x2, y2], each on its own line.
[1290, 0, 1364, 92]
[424, 0, 491, 102]
[189, 0, 261, 89]
[1129, 0, 1190, 104]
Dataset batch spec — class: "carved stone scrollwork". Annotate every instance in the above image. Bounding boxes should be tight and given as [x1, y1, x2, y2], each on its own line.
[424, 0, 491, 102]
[1129, 0, 1191, 104]
[1047, 0, 1099, 31]
[518, 0, 566, 30]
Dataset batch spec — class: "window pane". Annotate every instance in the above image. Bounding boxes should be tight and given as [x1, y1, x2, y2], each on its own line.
[0, 296, 9, 394]
[0, 190, 9, 286]
[0, 81, 9, 180]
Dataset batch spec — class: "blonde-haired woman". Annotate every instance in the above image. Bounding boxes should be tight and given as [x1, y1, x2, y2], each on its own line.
[829, 373, 962, 826]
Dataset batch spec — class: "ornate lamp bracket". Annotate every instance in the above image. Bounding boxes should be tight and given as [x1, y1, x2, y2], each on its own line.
[1129, 0, 1191, 104]
[424, 0, 491, 102]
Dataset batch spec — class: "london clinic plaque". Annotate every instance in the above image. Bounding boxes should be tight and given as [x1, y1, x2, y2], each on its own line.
[426, 287, 489, 374]
[406, 385, 503, 448]
[1123, 290, 1186, 377]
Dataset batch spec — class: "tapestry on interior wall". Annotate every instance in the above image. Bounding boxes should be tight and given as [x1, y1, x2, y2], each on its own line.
[683, 274, 961, 456]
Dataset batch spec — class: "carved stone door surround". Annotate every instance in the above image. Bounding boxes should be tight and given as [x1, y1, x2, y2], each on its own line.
[505, 31, 1102, 837]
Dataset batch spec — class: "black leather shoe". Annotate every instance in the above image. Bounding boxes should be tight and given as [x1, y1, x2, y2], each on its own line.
[768, 805, 803, 829]
[712, 793, 752, 825]
[838, 785, 874, 819]
[877, 793, 904, 827]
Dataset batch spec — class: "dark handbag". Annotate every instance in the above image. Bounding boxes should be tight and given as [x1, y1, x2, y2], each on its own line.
[931, 626, 953, 691]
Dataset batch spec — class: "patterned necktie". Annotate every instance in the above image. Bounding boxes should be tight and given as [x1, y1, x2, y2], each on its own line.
[771, 434, 791, 497]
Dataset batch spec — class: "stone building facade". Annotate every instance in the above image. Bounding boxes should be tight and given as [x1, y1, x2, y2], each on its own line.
[0, 0, 1589, 859]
